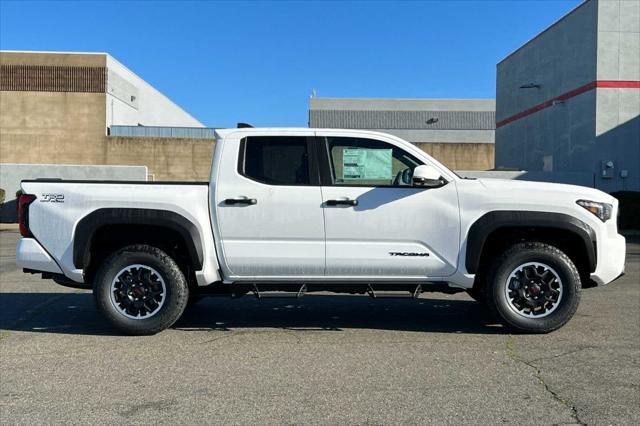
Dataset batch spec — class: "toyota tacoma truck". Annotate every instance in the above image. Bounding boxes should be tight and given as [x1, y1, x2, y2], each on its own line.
[16, 128, 626, 335]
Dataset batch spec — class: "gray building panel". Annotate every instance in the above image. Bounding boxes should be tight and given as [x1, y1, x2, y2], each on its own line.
[309, 97, 496, 145]
[310, 110, 495, 130]
[109, 125, 216, 139]
[310, 97, 495, 112]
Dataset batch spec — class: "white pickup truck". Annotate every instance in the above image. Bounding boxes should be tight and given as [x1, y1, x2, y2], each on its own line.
[16, 128, 626, 335]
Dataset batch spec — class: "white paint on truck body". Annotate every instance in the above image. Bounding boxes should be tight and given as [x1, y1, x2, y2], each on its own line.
[19, 181, 220, 285]
[17, 128, 625, 290]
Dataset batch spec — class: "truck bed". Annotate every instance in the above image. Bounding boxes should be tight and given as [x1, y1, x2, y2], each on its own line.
[19, 179, 220, 285]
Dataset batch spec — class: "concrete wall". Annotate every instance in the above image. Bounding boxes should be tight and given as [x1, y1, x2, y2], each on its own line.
[495, 0, 640, 192]
[495, 1, 598, 124]
[105, 137, 214, 181]
[496, 90, 598, 173]
[0, 91, 108, 165]
[416, 143, 494, 171]
[0, 163, 147, 222]
[0, 50, 105, 67]
[0, 51, 108, 165]
[495, 0, 599, 173]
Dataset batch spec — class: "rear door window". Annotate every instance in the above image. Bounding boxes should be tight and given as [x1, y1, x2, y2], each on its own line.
[240, 136, 312, 185]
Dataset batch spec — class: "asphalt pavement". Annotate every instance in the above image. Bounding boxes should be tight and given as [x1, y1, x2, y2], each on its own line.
[1, 229, 638, 425]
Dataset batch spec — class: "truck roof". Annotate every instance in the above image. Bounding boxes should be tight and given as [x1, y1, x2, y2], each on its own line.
[214, 127, 397, 140]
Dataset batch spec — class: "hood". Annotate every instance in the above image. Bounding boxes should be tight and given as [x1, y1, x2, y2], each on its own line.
[475, 178, 614, 203]
[460, 178, 618, 215]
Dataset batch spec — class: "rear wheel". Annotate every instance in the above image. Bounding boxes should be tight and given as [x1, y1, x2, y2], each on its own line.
[93, 245, 189, 335]
[486, 242, 581, 333]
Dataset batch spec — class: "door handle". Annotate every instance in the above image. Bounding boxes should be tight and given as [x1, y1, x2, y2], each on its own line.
[224, 197, 257, 205]
[326, 198, 358, 207]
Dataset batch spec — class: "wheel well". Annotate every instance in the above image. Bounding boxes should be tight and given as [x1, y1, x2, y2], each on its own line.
[472, 227, 595, 291]
[83, 224, 197, 287]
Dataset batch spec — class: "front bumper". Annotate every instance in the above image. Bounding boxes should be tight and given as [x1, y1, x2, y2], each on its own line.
[16, 238, 62, 274]
[590, 233, 626, 286]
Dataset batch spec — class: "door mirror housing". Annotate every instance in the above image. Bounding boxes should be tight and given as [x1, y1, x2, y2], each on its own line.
[412, 165, 445, 188]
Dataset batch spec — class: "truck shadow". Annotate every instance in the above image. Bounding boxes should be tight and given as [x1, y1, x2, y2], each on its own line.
[0, 292, 509, 336]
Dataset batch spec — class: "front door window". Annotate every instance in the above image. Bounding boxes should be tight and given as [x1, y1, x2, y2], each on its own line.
[326, 137, 422, 187]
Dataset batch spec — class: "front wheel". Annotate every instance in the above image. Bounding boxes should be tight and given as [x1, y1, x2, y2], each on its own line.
[486, 242, 581, 333]
[93, 245, 189, 335]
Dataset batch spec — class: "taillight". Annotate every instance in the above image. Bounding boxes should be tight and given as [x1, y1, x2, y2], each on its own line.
[18, 194, 37, 237]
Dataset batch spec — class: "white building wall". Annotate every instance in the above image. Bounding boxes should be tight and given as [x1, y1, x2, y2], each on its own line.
[105, 55, 203, 129]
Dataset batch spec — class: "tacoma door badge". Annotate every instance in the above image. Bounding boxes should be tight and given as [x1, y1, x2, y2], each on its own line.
[41, 193, 65, 203]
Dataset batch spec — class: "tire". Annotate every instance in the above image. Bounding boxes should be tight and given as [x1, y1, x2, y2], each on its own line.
[486, 242, 581, 333]
[93, 245, 189, 335]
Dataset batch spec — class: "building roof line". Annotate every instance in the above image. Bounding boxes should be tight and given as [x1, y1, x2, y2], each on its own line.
[0, 49, 108, 56]
[310, 97, 495, 102]
[497, 0, 592, 65]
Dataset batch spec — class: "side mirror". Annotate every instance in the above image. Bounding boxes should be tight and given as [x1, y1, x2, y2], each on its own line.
[412, 165, 445, 188]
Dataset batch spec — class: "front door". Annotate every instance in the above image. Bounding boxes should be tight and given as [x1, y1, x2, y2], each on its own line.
[318, 136, 460, 279]
[215, 135, 325, 279]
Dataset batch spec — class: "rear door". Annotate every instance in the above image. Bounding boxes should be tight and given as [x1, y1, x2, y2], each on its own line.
[317, 134, 460, 279]
[214, 132, 325, 280]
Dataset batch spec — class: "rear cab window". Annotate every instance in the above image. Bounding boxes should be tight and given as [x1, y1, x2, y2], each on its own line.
[239, 136, 313, 185]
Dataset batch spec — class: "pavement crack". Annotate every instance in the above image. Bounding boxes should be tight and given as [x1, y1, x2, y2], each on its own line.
[505, 336, 586, 426]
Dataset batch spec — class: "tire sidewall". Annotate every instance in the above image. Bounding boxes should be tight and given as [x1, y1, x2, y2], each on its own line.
[489, 245, 581, 333]
[94, 247, 188, 335]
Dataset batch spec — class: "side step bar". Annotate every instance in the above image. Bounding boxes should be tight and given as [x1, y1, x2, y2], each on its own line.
[253, 284, 307, 299]
[366, 284, 423, 299]
[196, 282, 463, 298]
[249, 284, 423, 300]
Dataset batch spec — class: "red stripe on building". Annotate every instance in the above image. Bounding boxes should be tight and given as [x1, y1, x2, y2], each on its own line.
[596, 80, 640, 89]
[496, 80, 640, 128]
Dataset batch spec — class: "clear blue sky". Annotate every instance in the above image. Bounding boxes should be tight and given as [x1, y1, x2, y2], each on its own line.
[1, 0, 581, 127]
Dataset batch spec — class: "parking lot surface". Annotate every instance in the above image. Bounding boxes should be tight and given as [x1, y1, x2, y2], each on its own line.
[1, 228, 639, 425]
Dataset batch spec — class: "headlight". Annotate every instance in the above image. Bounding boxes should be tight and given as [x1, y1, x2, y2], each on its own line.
[576, 200, 613, 222]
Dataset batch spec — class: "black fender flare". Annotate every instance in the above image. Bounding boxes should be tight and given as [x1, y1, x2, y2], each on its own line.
[73, 208, 204, 270]
[465, 211, 597, 274]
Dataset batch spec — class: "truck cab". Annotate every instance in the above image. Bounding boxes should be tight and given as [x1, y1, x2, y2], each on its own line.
[212, 128, 459, 282]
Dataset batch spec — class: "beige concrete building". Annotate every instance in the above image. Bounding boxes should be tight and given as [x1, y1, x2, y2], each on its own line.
[0, 50, 213, 181]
